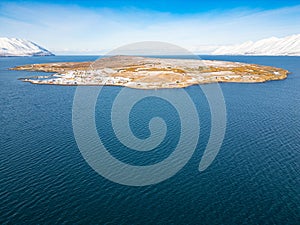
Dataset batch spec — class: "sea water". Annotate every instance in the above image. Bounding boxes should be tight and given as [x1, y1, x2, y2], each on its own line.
[0, 56, 299, 224]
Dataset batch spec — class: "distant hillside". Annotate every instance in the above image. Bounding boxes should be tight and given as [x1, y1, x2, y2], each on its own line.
[0, 37, 54, 56]
[212, 34, 300, 56]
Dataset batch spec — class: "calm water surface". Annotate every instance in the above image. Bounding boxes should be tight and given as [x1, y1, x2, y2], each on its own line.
[0, 56, 299, 224]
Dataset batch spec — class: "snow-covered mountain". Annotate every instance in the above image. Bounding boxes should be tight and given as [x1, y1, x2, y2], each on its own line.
[212, 34, 300, 56]
[0, 37, 54, 56]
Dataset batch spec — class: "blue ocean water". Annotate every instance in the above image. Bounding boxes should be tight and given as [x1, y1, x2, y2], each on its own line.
[0, 55, 299, 224]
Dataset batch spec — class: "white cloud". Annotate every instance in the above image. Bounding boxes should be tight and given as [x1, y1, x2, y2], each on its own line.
[0, 2, 299, 54]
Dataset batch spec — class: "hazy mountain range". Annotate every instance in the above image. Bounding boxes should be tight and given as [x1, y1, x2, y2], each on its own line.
[1, 34, 300, 56]
[212, 34, 300, 56]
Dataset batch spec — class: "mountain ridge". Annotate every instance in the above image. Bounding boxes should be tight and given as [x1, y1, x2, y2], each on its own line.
[0, 37, 54, 57]
[212, 34, 300, 56]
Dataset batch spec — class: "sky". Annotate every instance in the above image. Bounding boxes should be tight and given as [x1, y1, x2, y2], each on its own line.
[1, 0, 300, 54]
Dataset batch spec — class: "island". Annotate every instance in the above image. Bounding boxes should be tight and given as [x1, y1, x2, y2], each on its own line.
[11, 55, 289, 89]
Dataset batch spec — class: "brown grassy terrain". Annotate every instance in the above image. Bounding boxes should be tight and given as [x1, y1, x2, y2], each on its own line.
[11, 62, 92, 73]
[11, 56, 289, 88]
